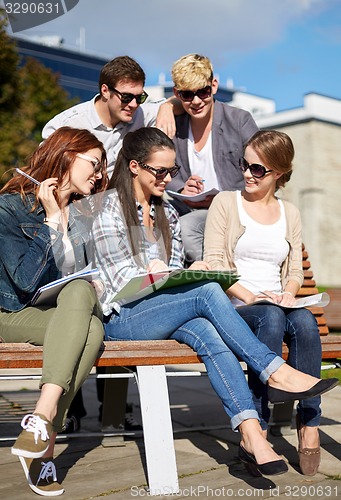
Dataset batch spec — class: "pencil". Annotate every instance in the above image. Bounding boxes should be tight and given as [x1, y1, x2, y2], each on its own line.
[16, 168, 41, 186]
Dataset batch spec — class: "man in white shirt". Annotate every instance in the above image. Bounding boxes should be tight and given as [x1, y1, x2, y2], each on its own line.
[43, 55, 178, 177]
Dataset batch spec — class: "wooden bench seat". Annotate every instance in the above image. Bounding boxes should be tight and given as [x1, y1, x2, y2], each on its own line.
[1, 335, 340, 495]
[1, 336, 341, 370]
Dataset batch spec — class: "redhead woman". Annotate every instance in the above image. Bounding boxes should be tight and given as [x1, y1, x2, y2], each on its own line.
[0, 127, 107, 495]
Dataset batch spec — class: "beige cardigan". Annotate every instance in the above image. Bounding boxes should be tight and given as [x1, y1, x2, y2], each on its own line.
[204, 191, 304, 289]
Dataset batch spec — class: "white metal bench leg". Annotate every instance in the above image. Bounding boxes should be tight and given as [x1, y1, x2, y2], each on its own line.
[136, 365, 179, 495]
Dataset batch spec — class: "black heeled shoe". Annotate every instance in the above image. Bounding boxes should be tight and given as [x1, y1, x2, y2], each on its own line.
[239, 444, 288, 477]
[238, 444, 288, 477]
[268, 378, 339, 404]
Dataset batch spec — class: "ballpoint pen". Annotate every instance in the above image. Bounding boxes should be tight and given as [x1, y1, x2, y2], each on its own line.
[15, 168, 41, 186]
[258, 290, 274, 300]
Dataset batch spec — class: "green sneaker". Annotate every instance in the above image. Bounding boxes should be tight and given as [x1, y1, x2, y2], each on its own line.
[12, 413, 52, 458]
[19, 456, 64, 496]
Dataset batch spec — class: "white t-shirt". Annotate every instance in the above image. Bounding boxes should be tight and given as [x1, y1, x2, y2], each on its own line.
[232, 191, 289, 306]
[61, 236, 76, 277]
[187, 124, 220, 190]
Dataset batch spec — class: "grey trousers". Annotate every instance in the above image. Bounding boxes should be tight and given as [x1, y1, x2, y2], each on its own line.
[0, 279, 104, 432]
[180, 209, 208, 263]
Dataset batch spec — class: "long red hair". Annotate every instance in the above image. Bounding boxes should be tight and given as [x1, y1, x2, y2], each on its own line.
[1, 127, 108, 206]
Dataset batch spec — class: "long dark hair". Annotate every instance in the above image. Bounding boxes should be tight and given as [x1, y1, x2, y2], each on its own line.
[108, 127, 176, 261]
[1, 127, 108, 208]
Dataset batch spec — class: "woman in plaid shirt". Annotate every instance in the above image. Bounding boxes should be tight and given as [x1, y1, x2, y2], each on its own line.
[92, 127, 336, 478]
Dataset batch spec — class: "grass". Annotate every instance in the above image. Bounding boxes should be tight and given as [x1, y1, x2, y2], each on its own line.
[321, 361, 341, 384]
[321, 329, 341, 383]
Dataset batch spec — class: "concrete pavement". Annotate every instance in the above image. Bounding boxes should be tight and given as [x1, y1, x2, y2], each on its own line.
[0, 366, 340, 499]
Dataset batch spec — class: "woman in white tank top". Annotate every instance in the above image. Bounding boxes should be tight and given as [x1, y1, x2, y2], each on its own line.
[204, 130, 323, 476]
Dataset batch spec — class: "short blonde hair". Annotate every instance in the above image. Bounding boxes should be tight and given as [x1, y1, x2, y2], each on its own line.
[172, 54, 214, 90]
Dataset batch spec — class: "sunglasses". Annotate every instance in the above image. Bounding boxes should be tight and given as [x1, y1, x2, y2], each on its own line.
[239, 157, 272, 178]
[76, 153, 103, 174]
[139, 162, 181, 180]
[177, 85, 212, 102]
[109, 87, 148, 105]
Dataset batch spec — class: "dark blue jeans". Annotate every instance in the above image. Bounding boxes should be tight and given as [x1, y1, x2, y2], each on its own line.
[237, 304, 322, 429]
[104, 282, 284, 430]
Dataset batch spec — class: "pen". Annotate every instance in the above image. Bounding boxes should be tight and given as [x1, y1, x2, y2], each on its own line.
[15, 168, 41, 186]
[258, 290, 274, 300]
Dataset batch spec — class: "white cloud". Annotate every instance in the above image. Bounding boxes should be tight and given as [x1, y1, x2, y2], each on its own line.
[5, 0, 337, 71]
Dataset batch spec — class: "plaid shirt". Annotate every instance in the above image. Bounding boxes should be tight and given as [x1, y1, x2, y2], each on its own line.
[93, 189, 184, 315]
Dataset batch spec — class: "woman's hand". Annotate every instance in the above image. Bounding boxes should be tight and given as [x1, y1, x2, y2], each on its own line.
[254, 291, 282, 304]
[38, 178, 61, 220]
[188, 261, 211, 271]
[278, 291, 297, 307]
[91, 279, 105, 299]
[147, 259, 169, 273]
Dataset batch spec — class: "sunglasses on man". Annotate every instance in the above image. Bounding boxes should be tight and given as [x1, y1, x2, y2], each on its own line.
[139, 162, 181, 181]
[177, 85, 212, 102]
[239, 157, 273, 178]
[109, 87, 149, 105]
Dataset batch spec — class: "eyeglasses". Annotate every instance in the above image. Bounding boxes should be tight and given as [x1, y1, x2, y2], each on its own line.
[239, 157, 272, 178]
[76, 153, 103, 174]
[109, 87, 148, 105]
[177, 85, 212, 102]
[138, 162, 181, 180]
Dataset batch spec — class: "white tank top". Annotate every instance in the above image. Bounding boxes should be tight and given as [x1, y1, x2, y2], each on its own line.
[232, 191, 289, 306]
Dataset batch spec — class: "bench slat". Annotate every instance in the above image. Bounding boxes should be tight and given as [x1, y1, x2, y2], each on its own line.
[1, 336, 340, 370]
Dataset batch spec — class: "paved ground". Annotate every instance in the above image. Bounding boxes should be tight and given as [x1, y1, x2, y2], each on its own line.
[0, 366, 340, 499]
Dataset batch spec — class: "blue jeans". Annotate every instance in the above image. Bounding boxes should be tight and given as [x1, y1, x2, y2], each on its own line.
[104, 282, 284, 430]
[237, 304, 322, 429]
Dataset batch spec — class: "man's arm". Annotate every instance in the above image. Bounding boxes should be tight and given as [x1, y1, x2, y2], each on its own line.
[155, 97, 184, 139]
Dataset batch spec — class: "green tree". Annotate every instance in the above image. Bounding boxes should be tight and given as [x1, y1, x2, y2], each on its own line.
[0, 13, 20, 112]
[0, 10, 78, 185]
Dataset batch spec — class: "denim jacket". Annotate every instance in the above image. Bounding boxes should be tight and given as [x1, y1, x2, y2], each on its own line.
[0, 193, 94, 311]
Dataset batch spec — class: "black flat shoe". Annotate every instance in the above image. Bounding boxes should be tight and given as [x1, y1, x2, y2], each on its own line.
[268, 378, 339, 404]
[238, 444, 288, 477]
[61, 415, 80, 434]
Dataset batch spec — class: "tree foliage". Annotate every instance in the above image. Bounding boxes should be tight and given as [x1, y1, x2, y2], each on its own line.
[0, 11, 78, 185]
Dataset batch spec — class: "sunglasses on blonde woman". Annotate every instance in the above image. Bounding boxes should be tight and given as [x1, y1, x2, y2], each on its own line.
[239, 157, 272, 178]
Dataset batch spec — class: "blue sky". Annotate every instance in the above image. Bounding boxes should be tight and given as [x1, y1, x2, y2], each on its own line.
[3, 0, 340, 111]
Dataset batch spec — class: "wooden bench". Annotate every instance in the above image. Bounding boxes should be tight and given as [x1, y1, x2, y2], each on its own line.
[324, 288, 341, 331]
[0, 340, 201, 495]
[0, 246, 340, 495]
[1, 335, 341, 495]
